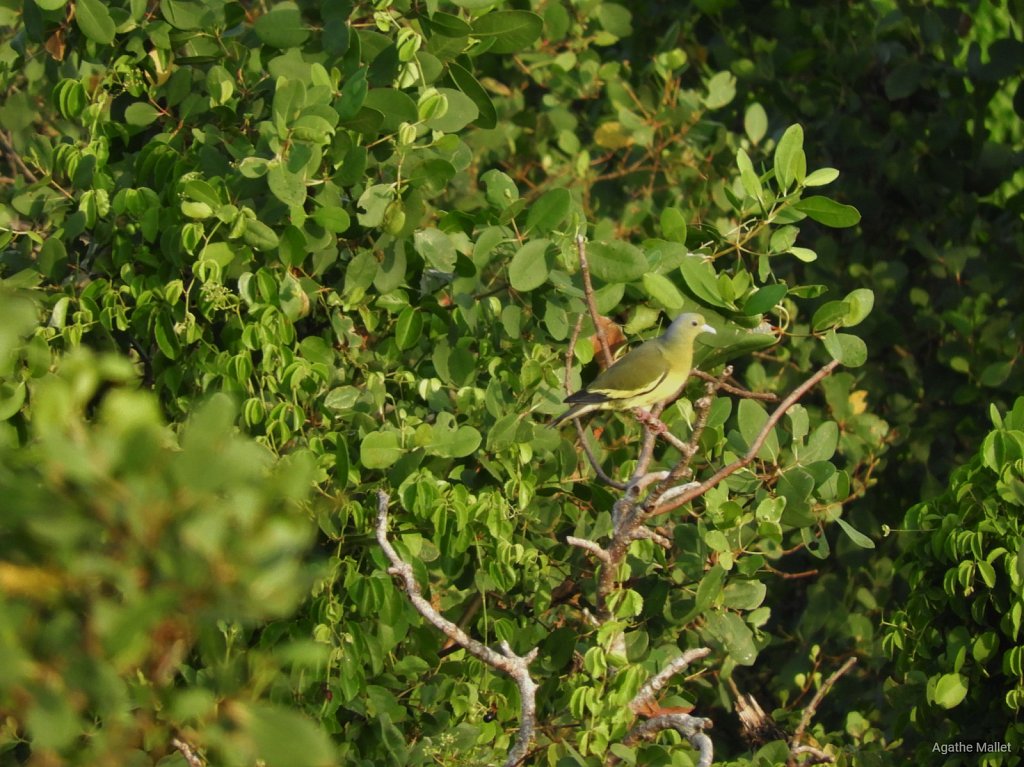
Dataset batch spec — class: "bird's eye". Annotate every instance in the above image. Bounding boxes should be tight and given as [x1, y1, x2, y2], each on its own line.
[691, 320, 698, 326]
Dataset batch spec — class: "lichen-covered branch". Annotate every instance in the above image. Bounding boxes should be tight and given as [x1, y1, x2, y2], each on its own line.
[629, 647, 711, 715]
[375, 491, 539, 767]
[609, 713, 714, 767]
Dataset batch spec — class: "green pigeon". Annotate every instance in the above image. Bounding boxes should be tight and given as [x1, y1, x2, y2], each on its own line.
[550, 312, 716, 428]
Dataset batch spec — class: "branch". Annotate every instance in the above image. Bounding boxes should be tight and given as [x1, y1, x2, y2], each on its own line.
[640, 369, 731, 516]
[567, 536, 612, 565]
[691, 369, 779, 401]
[576, 233, 613, 367]
[646, 360, 841, 518]
[0, 129, 39, 184]
[610, 713, 714, 767]
[376, 491, 539, 767]
[629, 648, 711, 716]
[171, 737, 203, 767]
[790, 657, 857, 753]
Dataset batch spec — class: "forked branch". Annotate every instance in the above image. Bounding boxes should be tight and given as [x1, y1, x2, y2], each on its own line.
[376, 491, 539, 767]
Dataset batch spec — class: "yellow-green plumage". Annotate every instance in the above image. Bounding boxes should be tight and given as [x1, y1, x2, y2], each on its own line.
[550, 312, 716, 428]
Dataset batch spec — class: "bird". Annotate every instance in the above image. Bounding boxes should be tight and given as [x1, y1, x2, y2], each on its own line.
[550, 312, 716, 429]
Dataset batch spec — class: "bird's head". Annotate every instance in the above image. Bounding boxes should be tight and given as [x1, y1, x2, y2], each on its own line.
[665, 312, 716, 341]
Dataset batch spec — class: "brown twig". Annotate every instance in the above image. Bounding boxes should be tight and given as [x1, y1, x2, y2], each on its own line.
[576, 233, 613, 367]
[647, 360, 841, 518]
[790, 657, 858, 753]
[691, 369, 779, 401]
[0, 129, 39, 184]
[376, 492, 539, 767]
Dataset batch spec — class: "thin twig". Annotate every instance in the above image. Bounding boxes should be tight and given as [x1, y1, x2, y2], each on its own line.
[692, 369, 779, 401]
[171, 738, 203, 767]
[576, 233, 613, 367]
[647, 360, 841, 518]
[790, 657, 857, 749]
[376, 491, 539, 767]
[0, 129, 39, 184]
[629, 648, 711, 715]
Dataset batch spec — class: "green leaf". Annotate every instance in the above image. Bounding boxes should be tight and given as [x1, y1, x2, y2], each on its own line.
[363, 89, 418, 130]
[424, 88, 478, 133]
[312, 206, 350, 233]
[480, 170, 519, 208]
[509, 239, 550, 292]
[336, 67, 368, 120]
[744, 102, 768, 144]
[841, 288, 874, 326]
[267, 163, 307, 207]
[804, 167, 840, 187]
[704, 71, 736, 109]
[736, 147, 763, 203]
[660, 207, 687, 243]
[448, 61, 498, 129]
[932, 673, 969, 709]
[253, 3, 310, 49]
[679, 256, 730, 308]
[427, 11, 472, 37]
[837, 518, 875, 549]
[588, 240, 647, 283]
[160, 0, 207, 30]
[737, 399, 778, 461]
[471, 11, 543, 54]
[525, 189, 571, 235]
[360, 430, 403, 469]
[823, 330, 868, 367]
[414, 228, 457, 272]
[705, 611, 757, 665]
[742, 283, 787, 315]
[395, 307, 423, 350]
[431, 425, 482, 458]
[356, 184, 394, 227]
[774, 124, 805, 191]
[642, 273, 684, 311]
[793, 196, 861, 228]
[242, 219, 280, 252]
[812, 300, 851, 331]
[76, 0, 116, 44]
[124, 103, 161, 126]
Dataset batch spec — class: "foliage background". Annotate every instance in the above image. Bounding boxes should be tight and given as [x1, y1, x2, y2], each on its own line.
[0, 0, 1021, 765]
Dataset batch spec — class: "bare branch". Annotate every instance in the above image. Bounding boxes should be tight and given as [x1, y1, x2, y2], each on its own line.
[576, 233, 613, 368]
[647, 360, 841, 518]
[575, 418, 628, 490]
[171, 737, 203, 767]
[641, 369, 729, 516]
[610, 713, 714, 767]
[692, 369, 779, 401]
[790, 657, 857, 751]
[0, 129, 39, 184]
[567, 536, 612, 565]
[629, 647, 711, 716]
[376, 491, 539, 767]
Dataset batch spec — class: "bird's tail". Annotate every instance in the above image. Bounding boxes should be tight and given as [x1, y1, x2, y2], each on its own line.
[547, 403, 588, 429]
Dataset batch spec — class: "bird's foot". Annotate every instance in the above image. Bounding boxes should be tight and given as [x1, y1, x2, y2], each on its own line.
[634, 408, 668, 435]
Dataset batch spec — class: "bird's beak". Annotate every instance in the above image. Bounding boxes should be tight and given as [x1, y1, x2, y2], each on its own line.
[701, 324, 716, 335]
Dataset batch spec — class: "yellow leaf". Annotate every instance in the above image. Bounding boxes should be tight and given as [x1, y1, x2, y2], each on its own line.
[849, 390, 868, 415]
[594, 121, 633, 149]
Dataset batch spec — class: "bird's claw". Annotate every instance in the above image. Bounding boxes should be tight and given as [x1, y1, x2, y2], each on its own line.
[634, 408, 668, 435]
